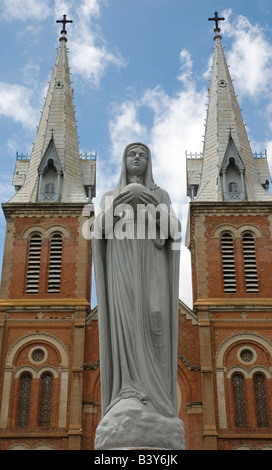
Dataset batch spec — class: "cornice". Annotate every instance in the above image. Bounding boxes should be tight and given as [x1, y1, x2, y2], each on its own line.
[190, 201, 272, 214]
[195, 297, 272, 311]
[0, 298, 90, 307]
[1, 202, 92, 218]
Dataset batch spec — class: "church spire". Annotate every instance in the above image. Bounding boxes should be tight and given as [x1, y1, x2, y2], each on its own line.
[9, 16, 88, 204]
[191, 13, 272, 202]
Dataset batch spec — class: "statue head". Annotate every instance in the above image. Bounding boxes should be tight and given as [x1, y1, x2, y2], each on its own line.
[126, 143, 148, 177]
[113, 143, 157, 198]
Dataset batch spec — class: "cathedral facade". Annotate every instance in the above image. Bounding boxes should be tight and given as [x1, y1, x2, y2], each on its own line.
[0, 19, 272, 450]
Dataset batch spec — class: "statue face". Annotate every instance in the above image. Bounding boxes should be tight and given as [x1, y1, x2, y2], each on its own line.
[126, 145, 148, 176]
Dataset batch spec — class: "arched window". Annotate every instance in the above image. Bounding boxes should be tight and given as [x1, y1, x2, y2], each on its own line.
[232, 373, 247, 427]
[254, 373, 269, 427]
[44, 182, 55, 195]
[39, 372, 53, 426]
[48, 234, 63, 293]
[17, 373, 32, 426]
[228, 181, 239, 193]
[37, 139, 63, 202]
[26, 234, 42, 293]
[221, 232, 236, 293]
[242, 232, 259, 293]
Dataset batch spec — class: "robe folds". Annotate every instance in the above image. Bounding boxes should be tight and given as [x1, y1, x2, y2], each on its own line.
[93, 143, 181, 419]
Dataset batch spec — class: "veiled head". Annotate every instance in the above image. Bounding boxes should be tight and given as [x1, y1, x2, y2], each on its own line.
[113, 143, 157, 197]
[126, 144, 148, 177]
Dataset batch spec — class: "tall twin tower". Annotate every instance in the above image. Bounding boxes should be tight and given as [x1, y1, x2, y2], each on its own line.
[0, 14, 272, 450]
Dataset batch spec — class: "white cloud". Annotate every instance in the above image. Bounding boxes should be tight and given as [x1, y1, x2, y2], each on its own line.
[1, 0, 51, 21]
[1, 0, 124, 86]
[222, 9, 272, 98]
[108, 75, 206, 207]
[107, 51, 207, 308]
[20, 61, 41, 89]
[109, 101, 148, 161]
[0, 83, 39, 129]
[0, 175, 14, 204]
[64, 0, 126, 85]
[178, 49, 193, 85]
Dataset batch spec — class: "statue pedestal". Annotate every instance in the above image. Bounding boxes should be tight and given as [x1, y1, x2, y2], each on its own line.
[95, 398, 185, 450]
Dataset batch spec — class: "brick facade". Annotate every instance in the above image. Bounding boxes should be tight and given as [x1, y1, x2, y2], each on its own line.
[2, 199, 272, 450]
[0, 203, 92, 450]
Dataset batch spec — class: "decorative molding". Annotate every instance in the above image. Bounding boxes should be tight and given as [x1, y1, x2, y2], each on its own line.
[226, 365, 271, 379]
[216, 332, 272, 429]
[212, 224, 265, 239]
[5, 332, 69, 367]
[216, 331, 272, 367]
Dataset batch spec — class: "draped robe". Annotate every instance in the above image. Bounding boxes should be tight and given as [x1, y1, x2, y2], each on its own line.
[94, 143, 181, 419]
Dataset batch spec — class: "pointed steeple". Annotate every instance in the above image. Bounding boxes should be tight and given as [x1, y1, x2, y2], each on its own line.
[193, 14, 272, 202]
[9, 17, 88, 204]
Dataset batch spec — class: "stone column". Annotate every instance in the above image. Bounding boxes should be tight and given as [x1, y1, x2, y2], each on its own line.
[197, 305, 218, 450]
[68, 306, 86, 450]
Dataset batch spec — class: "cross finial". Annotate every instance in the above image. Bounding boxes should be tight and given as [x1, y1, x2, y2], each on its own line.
[208, 11, 225, 33]
[56, 14, 73, 40]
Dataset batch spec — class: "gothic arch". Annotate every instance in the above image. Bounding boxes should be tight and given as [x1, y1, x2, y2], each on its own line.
[0, 332, 69, 429]
[215, 332, 272, 428]
[212, 224, 264, 239]
[21, 224, 71, 240]
[226, 365, 271, 379]
[32, 443, 55, 450]
[212, 225, 238, 238]
[8, 443, 55, 450]
[36, 366, 59, 378]
[47, 225, 71, 239]
[5, 332, 69, 367]
[8, 444, 30, 450]
[216, 332, 272, 368]
[14, 366, 37, 378]
[237, 225, 265, 238]
[21, 225, 48, 240]
[14, 365, 59, 379]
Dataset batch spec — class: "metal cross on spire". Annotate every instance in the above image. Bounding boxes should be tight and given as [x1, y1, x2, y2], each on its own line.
[56, 14, 73, 36]
[208, 11, 225, 33]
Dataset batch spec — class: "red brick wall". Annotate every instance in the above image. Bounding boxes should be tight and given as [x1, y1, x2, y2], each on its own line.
[192, 213, 272, 299]
[7, 216, 87, 299]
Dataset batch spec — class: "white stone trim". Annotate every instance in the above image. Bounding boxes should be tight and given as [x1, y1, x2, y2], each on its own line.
[212, 224, 264, 239]
[28, 345, 48, 364]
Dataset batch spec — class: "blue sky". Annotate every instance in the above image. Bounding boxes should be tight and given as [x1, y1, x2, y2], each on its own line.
[1, 0, 272, 308]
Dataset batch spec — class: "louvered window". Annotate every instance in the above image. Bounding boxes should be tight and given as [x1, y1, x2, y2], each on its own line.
[221, 233, 236, 293]
[26, 234, 42, 293]
[17, 373, 32, 427]
[232, 373, 247, 427]
[242, 232, 259, 293]
[48, 234, 63, 293]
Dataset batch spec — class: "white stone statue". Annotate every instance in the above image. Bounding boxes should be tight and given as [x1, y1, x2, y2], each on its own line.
[94, 143, 185, 450]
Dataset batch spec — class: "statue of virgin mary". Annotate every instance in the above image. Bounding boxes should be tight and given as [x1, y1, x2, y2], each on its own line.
[93, 143, 185, 450]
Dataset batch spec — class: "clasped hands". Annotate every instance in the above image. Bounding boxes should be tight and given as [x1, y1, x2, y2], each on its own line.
[113, 189, 159, 212]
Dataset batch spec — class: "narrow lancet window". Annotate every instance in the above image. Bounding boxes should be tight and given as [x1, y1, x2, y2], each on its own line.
[48, 234, 63, 293]
[242, 232, 259, 293]
[232, 373, 247, 427]
[17, 373, 32, 427]
[221, 232, 236, 293]
[26, 234, 42, 293]
[39, 372, 53, 426]
[254, 373, 269, 427]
